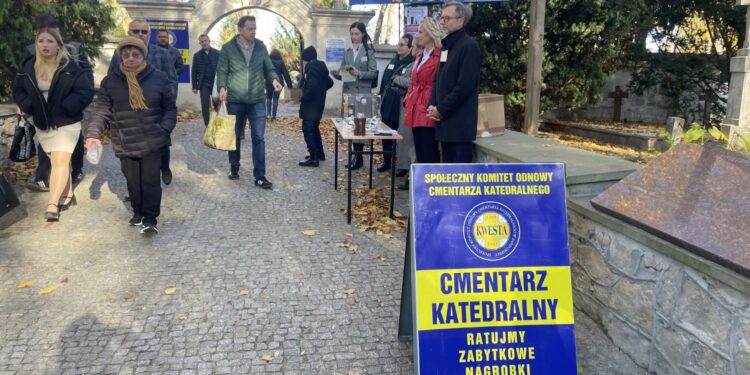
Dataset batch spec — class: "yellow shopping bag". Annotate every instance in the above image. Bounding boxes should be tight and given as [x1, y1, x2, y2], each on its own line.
[203, 101, 237, 151]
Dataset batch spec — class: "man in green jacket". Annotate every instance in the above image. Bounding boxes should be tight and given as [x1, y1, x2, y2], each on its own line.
[216, 15, 282, 188]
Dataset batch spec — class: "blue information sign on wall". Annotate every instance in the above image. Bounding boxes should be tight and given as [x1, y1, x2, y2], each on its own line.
[410, 163, 577, 374]
[148, 20, 190, 83]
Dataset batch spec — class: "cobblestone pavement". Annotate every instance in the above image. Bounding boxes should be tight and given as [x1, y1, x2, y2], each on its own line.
[0, 103, 645, 374]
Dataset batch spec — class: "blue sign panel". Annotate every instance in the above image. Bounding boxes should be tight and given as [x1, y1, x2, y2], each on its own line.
[325, 38, 346, 66]
[148, 20, 190, 83]
[410, 163, 577, 374]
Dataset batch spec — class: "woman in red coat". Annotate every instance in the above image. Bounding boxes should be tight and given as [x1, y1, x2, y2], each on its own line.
[404, 18, 444, 164]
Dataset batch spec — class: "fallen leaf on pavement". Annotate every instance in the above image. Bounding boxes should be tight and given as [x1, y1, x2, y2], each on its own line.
[16, 281, 33, 289]
[239, 290, 249, 296]
[164, 287, 177, 295]
[346, 298, 357, 305]
[302, 230, 317, 236]
[123, 292, 136, 300]
[283, 180, 290, 188]
[393, 211, 405, 218]
[60, 277, 69, 284]
[178, 316, 188, 321]
[261, 354, 275, 362]
[38, 284, 62, 295]
[345, 233, 353, 237]
[343, 288, 356, 295]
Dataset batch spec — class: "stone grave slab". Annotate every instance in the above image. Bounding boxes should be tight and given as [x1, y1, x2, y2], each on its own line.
[591, 142, 750, 277]
[474, 131, 639, 197]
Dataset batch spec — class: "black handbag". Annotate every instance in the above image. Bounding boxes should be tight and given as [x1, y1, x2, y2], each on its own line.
[9, 115, 36, 162]
[0, 173, 20, 217]
[380, 86, 402, 125]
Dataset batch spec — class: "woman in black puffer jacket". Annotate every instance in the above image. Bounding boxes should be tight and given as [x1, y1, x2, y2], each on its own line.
[85, 37, 176, 235]
[13, 28, 94, 221]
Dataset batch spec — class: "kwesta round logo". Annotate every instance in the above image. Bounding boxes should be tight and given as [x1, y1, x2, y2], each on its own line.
[463, 202, 521, 261]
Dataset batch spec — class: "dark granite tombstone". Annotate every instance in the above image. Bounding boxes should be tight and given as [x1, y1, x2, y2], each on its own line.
[591, 142, 750, 277]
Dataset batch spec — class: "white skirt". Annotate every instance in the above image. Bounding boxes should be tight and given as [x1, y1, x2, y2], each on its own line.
[36, 122, 81, 153]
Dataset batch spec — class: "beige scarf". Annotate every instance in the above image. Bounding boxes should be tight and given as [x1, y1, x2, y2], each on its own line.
[119, 62, 149, 111]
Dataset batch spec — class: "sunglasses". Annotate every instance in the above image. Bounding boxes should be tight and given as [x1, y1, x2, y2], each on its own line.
[130, 29, 149, 35]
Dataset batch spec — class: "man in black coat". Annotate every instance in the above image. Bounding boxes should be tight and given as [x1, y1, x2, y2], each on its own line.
[156, 29, 186, 98]
[298, 46, 334, 167]
[191, 34, 220, 126]
[428, 1, 481, 163]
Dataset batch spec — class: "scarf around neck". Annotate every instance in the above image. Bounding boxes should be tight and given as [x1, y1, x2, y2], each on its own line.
[119, 62, 149, 111]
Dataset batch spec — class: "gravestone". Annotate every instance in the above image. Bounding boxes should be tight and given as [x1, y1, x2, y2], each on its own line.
[666, 116, 685, 143]
[591, 142, 750, 277]
[608, 86, 629, 122]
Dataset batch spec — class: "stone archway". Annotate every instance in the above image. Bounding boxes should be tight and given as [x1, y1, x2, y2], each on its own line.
[204, 6, 308, 101]
[117, 0, 374, 111]
[193, 0, 313, 50]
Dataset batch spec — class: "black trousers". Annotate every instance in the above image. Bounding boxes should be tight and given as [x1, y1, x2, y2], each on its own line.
[35, 133, 84, 183]
[120, 148, 163, 225]
[302, 119, 325, 160]
[441, 141, 473, 163]
[161, 147, 170, 173]
[199, 85, 213, 126]
[381, 118, 399, 165]
[412, 127, 440, 164]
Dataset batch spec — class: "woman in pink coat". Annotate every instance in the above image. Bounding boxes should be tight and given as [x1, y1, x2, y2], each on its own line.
[404, 17, 444, 164]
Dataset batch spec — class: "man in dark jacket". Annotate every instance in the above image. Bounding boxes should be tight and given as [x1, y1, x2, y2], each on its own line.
[156, 29, 186, 98]
[298, 46, 334, 167]
[22, 15, 92, 192]
[216, 15, 282, 188]
[428, 1, 481, 163]
[191, 34, 220, 126]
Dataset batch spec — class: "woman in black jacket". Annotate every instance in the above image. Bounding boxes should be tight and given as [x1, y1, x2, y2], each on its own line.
[85, 37, 176, 235]
[298, 46, 333, 167]
[13, 28, 94, 221]
[266, 49, 293, 121]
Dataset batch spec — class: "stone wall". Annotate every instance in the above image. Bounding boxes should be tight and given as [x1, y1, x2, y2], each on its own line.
[0, 113, 18, 173]
[568, 203, 749, 375]
[546, 71, 706, 125]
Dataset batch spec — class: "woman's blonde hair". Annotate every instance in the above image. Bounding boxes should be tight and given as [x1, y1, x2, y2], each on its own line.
[34, 28, 70, 81]
[420, 17, 445, 49]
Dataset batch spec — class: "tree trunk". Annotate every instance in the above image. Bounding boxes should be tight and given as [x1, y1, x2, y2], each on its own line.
[523, 0, 546, 136]
[374, 4, 387, 44]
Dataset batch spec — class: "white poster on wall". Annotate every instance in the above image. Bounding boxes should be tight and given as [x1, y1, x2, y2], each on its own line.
[405, 6, 428, 34]
[325, 38, 347, 69]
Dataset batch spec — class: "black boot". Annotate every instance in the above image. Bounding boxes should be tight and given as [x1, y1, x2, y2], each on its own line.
[376, 161, 391, 173]
[347, 154, 364, 170]
[347, 144, 364, 170]
[299, 157, 319, 167]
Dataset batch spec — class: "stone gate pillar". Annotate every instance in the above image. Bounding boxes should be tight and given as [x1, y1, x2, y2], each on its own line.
[721, 1, 750, 141]
[310, 8, 375, 114]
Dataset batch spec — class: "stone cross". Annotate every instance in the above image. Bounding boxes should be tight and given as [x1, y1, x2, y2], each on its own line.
[608, 85, 629, 122]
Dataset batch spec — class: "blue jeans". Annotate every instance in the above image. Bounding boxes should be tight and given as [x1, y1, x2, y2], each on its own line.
[227, 102, 267, 178]
[266, 89, 280, 118]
